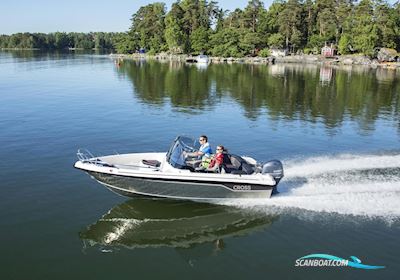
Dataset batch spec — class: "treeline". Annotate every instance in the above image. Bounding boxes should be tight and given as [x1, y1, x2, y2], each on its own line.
[0, 32, 120, 50]
[115, 0, 400, 57]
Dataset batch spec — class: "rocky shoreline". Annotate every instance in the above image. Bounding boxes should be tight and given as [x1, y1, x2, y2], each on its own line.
[110, 53, 400, 69]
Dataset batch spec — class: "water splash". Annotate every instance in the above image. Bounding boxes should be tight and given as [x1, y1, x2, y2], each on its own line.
[222, 153, 400, 221]
[102, 219, 142, 244]
[284, 153, 400, 178]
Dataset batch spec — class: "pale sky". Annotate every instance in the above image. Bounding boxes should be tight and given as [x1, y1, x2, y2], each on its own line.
[0, 0, 274, 34]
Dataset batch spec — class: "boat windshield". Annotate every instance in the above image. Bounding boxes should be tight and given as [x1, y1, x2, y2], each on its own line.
[166, 136, 199, 169]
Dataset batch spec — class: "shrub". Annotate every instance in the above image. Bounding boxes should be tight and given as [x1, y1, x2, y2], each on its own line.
[258, 48, 270, 57]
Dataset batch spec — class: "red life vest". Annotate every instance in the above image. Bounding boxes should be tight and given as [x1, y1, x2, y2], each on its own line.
[209, 153, 224, 168]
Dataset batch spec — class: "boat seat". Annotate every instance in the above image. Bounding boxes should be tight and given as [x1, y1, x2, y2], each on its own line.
[142, 159, 161, 167]
[222, 154, 255, 175]
[241, 162, 255, 174]
[192, 154, 255, 175]
[229, 156, 242, 169]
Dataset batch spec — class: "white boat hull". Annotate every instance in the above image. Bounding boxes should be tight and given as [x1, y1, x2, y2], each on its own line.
[74, 152, 277, 201]
[88, 171, 274, 201]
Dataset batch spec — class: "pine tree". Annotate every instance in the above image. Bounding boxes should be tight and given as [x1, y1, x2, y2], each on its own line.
[129, 2, 166, 54]
[165, 2, 185, 54]
[278, 0, 303, 50]
[351, 0, 378, 56]
[374, 0, 397, 49]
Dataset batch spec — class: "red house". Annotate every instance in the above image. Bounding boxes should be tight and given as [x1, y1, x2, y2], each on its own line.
[321, 44, 336, 57]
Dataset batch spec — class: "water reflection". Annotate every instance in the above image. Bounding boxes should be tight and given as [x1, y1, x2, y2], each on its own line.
[375, 67, 398, 83]
[194, 62, 209, 71]
[2, 49, 109, 60]
[79, 199, 277, 250]
[1, 50, 111, 72]
[319, 67, 333, 84]
[116, 60, 400, 130]
[117, 60, 217, 110]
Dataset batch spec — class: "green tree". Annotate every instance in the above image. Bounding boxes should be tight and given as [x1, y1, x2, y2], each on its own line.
[129, 2, 166, 53]
[239, 32, 262, 55]
[303, 0, 317, 41]
[279, 0, 304, 51]
[306, 34, 327, 52]
[243, 0, 264, 32]
[224, 8, 245, 29]
[264, 0, 285, 34]
[210, 28, 244, 57]
[374, 0, 397, 48]
[335, 0, 353, 41]
[394, 2, 400, 51]
[113, 33, 136, 53]
[315, 0, 337, 41]
[242, 0, 266, 51]
[214, 8, 227, 31]
[180, 0, 215, 52]
[0, 35, 9, 48]
[338, 33, 352, 54]
[94, 32, 115, 49]
[190, 26, 211, 54]
[351, 0, 378, 56]
[71, 33, 94, 49]
[165, 2, 185, 54]
[54, 32, 70, 49]
[268, 33, 285, 48]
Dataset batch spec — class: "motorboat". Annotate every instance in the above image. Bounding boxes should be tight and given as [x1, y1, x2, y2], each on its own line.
[74, 135, 284, 201]
[196, 54, 209, 64]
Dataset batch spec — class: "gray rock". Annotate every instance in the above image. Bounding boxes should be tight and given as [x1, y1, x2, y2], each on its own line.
[342, 58, 353, 65]
[377, 48, 398, 62]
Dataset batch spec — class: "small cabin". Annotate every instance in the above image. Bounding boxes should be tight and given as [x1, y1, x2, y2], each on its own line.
[321, 44, 336, 57]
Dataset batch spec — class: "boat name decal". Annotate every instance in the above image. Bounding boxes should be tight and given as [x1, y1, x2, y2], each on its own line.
[232, 185, 252, 190]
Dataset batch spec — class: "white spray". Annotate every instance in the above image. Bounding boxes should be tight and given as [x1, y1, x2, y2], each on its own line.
[221, 153, 400, 220]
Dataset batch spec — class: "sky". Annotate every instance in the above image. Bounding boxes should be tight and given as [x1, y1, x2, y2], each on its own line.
[0, 0, 273, 35]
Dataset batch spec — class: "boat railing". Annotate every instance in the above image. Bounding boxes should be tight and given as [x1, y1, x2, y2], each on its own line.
[77, 149, 160, 170]
[77, 148, 96, 162]
[77, 149, 115, 167]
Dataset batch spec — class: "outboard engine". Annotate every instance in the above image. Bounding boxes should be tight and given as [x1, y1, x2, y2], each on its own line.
[262, 160, 284, 185]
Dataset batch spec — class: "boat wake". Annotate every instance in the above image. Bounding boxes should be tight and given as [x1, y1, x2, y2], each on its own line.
[221, 153, 400, 221]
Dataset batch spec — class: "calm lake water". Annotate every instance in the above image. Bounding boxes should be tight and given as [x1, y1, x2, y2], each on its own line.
[1, 50, 399, 279]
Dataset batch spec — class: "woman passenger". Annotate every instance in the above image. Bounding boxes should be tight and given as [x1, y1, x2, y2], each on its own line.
[197, 145, 225, 172]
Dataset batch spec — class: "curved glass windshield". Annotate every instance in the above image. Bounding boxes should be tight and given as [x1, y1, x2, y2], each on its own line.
[166, 136, 199, 169]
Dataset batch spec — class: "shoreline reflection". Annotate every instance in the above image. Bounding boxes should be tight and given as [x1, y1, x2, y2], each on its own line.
[116, 60, 400, 132]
